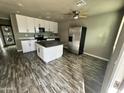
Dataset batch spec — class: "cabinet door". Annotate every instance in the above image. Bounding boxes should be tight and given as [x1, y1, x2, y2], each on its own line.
[34, 18, 40, 33]
[30, 40, 37, 51]
[16, 14, 27, 33]
[53, 22, 58, 33]
[39, 19, 45, 28]
[21, 41, 30, 53]
[49, 21, 54, 32]
[44, 20, 50, 31]
[27, 17, 35, 33]
[36, 44, 41, 57]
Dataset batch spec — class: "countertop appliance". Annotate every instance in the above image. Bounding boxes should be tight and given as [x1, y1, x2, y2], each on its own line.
[68, 26, 87, 54]
[0, 25, 15, 46]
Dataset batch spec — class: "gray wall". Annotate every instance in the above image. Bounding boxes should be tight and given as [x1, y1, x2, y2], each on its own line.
[101, 16, 124, 93]
[58, 11, 123, 59]
[10, 14, 35, 51]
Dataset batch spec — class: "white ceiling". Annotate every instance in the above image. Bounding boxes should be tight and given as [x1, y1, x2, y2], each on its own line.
[0, 0, 123, 21]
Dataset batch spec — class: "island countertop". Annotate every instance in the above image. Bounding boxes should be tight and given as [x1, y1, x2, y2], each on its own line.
[36, 40, 63, 47]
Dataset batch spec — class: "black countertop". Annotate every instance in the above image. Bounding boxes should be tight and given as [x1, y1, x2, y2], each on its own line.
[36, 40, 63, 47]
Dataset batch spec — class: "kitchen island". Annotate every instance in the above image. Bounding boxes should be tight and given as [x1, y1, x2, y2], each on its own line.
[36, 40, 63, 63]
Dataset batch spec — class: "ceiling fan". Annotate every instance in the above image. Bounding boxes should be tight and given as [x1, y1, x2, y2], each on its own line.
[64, 10, 87, 20]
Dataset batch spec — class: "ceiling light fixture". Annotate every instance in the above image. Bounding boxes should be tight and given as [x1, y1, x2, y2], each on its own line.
[73, 15, 79, 19]
[76, 0, 86, 7]
[17, 3, 24, 7]
[46, 16, 51, 19]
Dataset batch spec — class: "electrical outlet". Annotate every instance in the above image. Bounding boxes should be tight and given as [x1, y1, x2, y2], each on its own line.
[114, 81, 120, 89]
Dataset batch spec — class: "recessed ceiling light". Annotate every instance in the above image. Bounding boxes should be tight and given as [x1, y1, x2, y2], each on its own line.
[16, 11, 20, 13]
[18, 3, 24, 7]
[73, 15, 79, 19]
[46, 16, 51, 19]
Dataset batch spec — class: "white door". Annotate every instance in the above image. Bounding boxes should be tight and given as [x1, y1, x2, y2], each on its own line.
[16, 14, 27, 33]
[27, 17, 35, 33]
[101, 16, 124, 93]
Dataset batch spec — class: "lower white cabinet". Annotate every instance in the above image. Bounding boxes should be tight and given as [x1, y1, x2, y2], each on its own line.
[21, 40, 37, 53]
[36, 43, 63, 63]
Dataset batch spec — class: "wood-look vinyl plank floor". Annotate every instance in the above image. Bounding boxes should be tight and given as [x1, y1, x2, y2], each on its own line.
[0, 46, 107, 93]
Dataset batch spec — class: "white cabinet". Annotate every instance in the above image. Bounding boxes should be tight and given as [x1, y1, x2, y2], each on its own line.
[27, 17, 35, 33]
[49, 21, 54, 32]
[16, 14, 35, 33]
[39, 19, 45, 28]
[16, 14, 58, 33]
[50, 22, 58, 33]
[44, 20, 50, 31]
[21, 40, 36, 53]
[34, 19, 45, 33]
[36, 43, 63, 63]
[16, 15, 27, 33]
[34, 18, 40, 33]
[53, 22, 58, 33]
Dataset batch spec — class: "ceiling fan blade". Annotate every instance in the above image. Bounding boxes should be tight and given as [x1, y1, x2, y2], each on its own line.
[64, 12, 73, 15]
[79, 15, 87, 18]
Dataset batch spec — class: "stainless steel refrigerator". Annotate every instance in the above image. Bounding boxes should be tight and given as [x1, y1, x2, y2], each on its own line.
[68, 26, 87, 55]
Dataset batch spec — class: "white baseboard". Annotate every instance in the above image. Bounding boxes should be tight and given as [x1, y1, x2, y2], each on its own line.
[84, 52, 109, 62]
[17, 50, 22, 52]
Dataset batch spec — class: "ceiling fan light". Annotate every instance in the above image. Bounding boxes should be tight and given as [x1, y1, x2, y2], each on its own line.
[77, 3, 82, 7]
[73, 15, 79, 19]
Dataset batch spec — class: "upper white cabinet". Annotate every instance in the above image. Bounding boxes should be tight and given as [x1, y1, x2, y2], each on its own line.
[27, 17, 35, 33]
[34, 18, 40, 33]
[16, 14, 58, 33]
[16, 15, 27, 33]
[44, 20, 50, 31]
[50, 22, 58, 33]
[39, 19, 45, 28]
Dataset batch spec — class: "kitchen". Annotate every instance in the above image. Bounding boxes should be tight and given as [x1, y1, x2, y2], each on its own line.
[0, 0, 123, 93]
[10, 14, 64, 63]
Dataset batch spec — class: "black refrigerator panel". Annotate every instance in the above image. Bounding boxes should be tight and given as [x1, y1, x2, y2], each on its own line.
[79, 27, 87, 54]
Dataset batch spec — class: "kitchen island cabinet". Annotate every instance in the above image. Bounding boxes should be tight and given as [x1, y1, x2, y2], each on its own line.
[36, 40, 63, 63]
